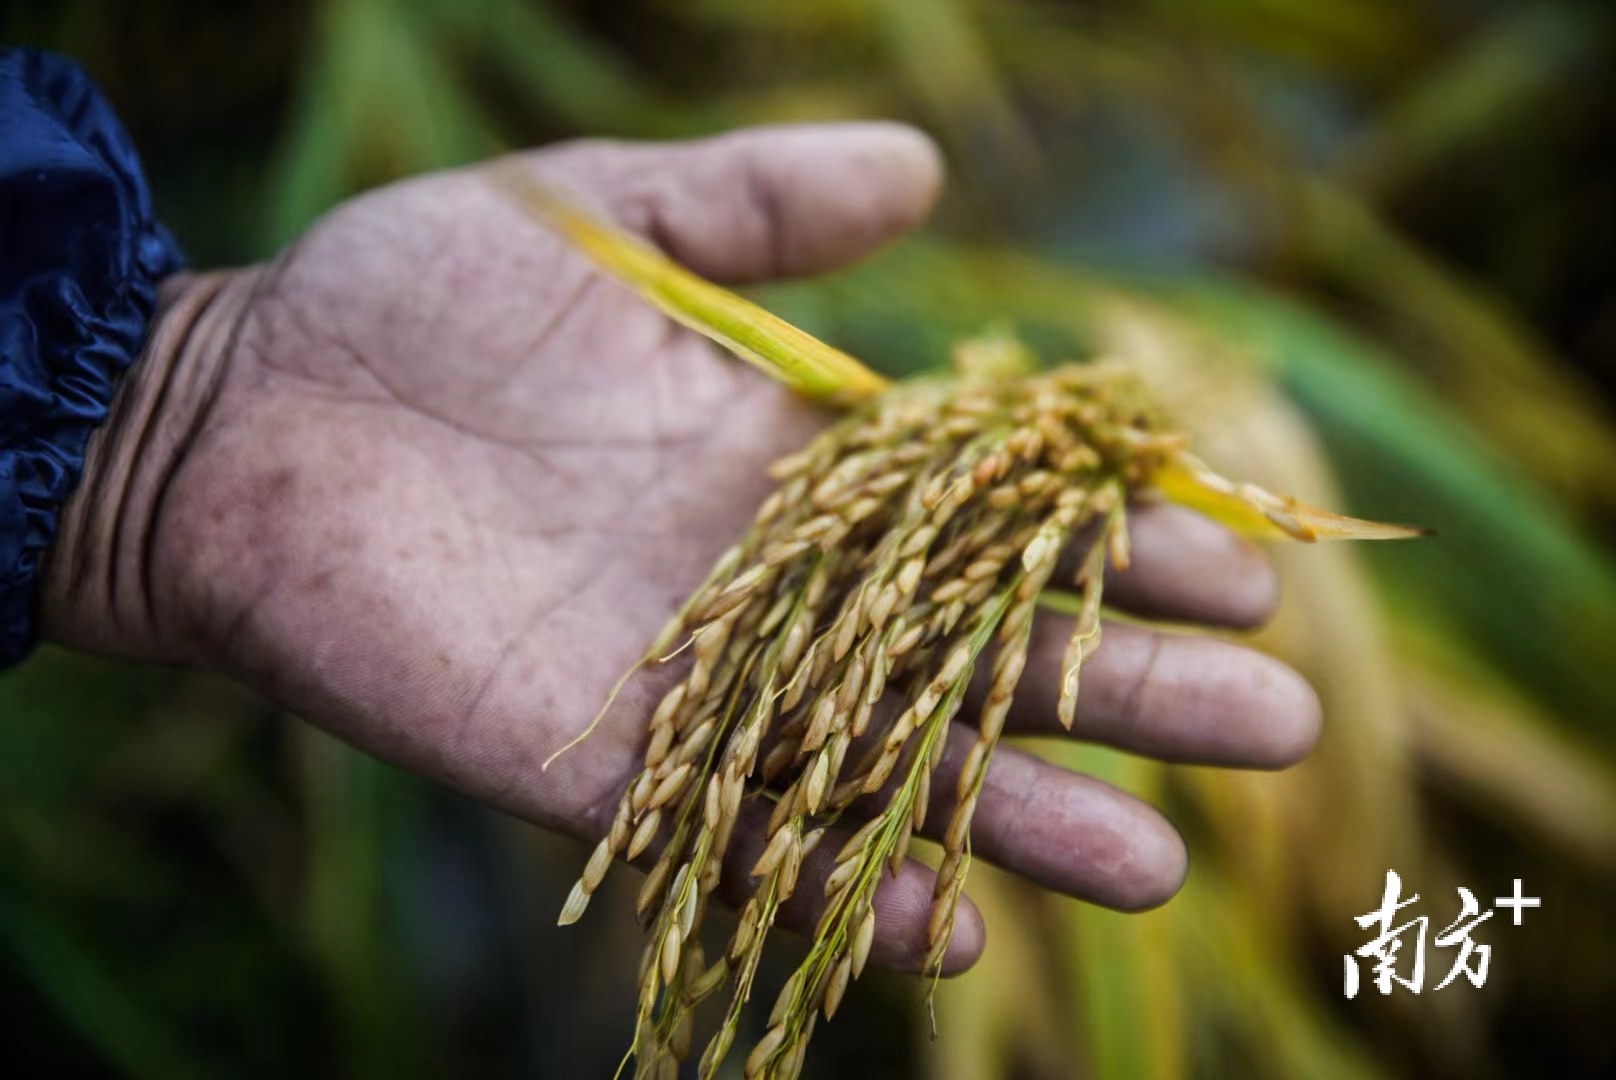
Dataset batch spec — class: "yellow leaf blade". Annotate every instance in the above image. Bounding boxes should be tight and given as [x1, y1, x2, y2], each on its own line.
[1152, 454, 1427, 542]
[495, 168, 889, 404]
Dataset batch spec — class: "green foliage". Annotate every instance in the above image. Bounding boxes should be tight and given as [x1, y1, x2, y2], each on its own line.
[3, 1, 1614, 1076]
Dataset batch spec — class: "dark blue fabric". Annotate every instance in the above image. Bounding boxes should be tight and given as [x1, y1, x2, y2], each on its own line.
[0, 49, 184, 667]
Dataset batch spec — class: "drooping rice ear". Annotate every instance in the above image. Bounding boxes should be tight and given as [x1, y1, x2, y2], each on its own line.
[494, 167, 889, 404]
[1152, 452, 1427, 542]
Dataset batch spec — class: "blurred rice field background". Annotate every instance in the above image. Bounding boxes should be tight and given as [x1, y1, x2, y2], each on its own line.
[3, 1, 1615, 1076]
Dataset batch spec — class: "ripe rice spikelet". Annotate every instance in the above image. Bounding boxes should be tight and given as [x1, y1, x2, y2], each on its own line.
[555, 357, 1415, 1078]
[508, 177, 1424, 1080]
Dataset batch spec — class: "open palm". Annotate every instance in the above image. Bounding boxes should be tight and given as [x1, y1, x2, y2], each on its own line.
[50, 124, 1321, 972]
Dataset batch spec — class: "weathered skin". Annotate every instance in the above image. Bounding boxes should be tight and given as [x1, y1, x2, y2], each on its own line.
[43, 123, 1319, 973]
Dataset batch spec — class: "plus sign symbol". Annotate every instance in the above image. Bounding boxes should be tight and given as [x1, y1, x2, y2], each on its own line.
[1494, 879, 1541, 925]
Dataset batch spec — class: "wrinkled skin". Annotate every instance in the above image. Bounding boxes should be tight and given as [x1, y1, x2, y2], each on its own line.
[44, 123, 1321, 973]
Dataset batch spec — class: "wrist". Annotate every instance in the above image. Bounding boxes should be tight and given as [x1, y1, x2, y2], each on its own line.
[40, 268, 257, 665]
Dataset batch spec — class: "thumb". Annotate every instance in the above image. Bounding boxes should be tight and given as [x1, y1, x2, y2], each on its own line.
[526, 122, 945, 284]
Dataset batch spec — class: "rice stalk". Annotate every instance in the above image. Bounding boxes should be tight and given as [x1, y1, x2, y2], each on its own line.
[505, 185, 1423, 1079]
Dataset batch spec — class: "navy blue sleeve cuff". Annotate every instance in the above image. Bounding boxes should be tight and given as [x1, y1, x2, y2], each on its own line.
[0, 48, 186, 668]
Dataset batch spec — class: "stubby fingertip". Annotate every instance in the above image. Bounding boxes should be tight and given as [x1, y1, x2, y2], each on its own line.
[1223, 538, 1282, 630]
[862, 858, 985, 976]
[1249, 655, 1324, 769]
[769, 120, 945, 278]
[1108, 816, 1189, 913]
[936, 893, 986, 976]
[1105, 503, 1283, 629]
[850, 121, 946, 227]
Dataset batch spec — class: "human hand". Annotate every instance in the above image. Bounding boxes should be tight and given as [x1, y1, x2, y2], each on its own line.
[43, 123, 1320, 972]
